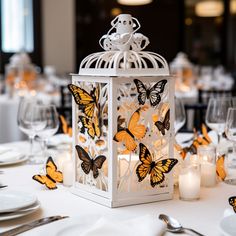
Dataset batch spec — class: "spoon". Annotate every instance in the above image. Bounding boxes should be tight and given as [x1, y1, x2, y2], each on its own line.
[159, 214, 205, 236]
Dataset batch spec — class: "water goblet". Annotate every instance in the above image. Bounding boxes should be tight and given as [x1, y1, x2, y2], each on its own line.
[174, 97, 186, 134]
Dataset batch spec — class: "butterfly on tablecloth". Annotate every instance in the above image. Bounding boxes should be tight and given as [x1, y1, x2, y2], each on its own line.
[75, 145, 106, 179]
[113, 108, 146, 152]
[136, 143, 178, 187]
[229, 196, 236, 213]
[133, 79, 167, 107]
[68, 84, 100, 118]
[32, 157, 63, 190]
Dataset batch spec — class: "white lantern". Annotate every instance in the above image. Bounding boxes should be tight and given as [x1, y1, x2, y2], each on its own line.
[69, 14, 177, 207]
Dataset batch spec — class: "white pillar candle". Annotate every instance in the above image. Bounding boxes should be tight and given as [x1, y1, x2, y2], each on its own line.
[62, 160, 74, 187]
[179, 166, 200, 201]
[57, 152, 71, 172]
[201, 162, 216, 187]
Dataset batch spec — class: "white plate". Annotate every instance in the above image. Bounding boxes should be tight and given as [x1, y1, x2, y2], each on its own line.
[0, 190, 37, 213]
[220, 215, 236, 236]
[0, 201, 40, 221]
[0, 155, 28, 166]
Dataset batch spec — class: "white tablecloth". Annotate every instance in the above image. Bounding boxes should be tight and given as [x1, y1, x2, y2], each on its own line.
[0, 139, 234, 236]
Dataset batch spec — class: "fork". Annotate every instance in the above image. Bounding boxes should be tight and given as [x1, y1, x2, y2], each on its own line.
[0, 185, 7, 189]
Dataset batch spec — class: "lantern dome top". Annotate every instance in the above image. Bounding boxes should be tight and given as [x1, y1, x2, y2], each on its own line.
[79, 14, 170, 77]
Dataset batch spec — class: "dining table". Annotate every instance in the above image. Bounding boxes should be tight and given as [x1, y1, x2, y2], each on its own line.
[0, 134, 235, 236]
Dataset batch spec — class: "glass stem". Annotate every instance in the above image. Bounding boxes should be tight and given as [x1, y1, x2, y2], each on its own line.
[42, 139, 48, 159]
[29, 135, 35, 156]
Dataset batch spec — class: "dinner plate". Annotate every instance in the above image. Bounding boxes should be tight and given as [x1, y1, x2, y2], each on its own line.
[219, 215, 236, 236]
[0, 154, 28, 166]
[0, 190, 37, 213]
[0, 201, 40, 221]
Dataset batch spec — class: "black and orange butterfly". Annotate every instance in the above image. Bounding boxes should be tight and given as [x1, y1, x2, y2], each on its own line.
[113, 108, 146, 152]
[155, 109, 170, 135]
[32, 157, 63, 190]
[79, 115, 101, 139]
[136, 143, 178, 187]
[216, 155, 226, 181]
[68, 84, 99, 118]
[134, 79, 167, 107]
[75, 145, 106, 179]
[229, 196, 236, 213]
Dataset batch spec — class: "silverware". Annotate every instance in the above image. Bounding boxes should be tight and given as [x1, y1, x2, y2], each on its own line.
[159, 214, 205, 236]
[1, 215, 69, 236]
[0, 185, 7, 189]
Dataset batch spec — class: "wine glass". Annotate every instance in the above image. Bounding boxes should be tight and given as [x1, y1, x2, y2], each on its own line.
[37, 105, 59, 159]
[205, 97, 232, 144]
[174, 97, 186, 134]
[17, 98, 47, 163]
[224, 108, 236, 184]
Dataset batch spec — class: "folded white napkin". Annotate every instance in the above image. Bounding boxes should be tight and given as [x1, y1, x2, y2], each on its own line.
[80, 215, 166, 236]
[0, 151, 22, 162]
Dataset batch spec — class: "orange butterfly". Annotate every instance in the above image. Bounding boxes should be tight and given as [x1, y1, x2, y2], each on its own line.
[68, 84, 99, 118]
[32, 157, 63, 190]
[59, 115, 72, 137]
[216, 155, 226, 181]
[113, 108, 146, 152]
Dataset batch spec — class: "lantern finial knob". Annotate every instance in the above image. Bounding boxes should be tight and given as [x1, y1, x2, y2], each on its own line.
[99, 14, 149, 51]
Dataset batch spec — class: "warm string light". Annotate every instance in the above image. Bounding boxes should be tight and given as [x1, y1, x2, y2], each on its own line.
[117, 0, 152, 6]
[195, 1, 224, 17]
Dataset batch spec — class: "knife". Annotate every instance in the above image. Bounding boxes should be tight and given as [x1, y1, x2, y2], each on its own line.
[1, 215, 69, 236]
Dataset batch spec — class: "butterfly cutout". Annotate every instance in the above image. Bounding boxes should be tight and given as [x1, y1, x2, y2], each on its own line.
[59, 115, 72, 137]
[32, 157, 63, 190]
[175, 124, 212, 159]
[216, 155, 226, 181]
[68, 84, 99, 118]
[79, 115, 101, 139]
[229, 196, 236, 213]
[75, 145, 106, 179]
[113, 108, 146, 152]
[155, 109, 170, 135]
[134, 79, 167, 107]
[136, 143, 178, 187]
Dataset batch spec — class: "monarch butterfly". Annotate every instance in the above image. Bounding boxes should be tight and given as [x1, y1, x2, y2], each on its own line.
[229, 196, 236, 213]
[155, 109, 170, 135]
[216, 155, 226, 181]
[68, 84, 99, 118]
[134, 79, 167, 107]
[32, 157, 63, 190]
[136, 143, 178, 187]
[75, 145, 106, 179]
[113, 108, 146, 152]
[79, 115, 101, 139]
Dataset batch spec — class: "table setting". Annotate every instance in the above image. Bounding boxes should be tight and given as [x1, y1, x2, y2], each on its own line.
[1, 13, 236, 236]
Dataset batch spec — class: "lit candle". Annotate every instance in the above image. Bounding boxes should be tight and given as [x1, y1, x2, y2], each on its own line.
[179, 165, 200, 201]
[57, 152, 71, 172]
[62, 160, 74, 186]
[200, 162, 216, 187]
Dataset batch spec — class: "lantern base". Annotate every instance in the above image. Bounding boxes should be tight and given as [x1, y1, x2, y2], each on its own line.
[70, 187, 174, 208]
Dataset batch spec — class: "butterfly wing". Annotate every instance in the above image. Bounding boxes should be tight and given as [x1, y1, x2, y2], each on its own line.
[149, 79, 167, 107]
[136, 143, 152, 182]
[94, 114, 101, 138]
[68, 84, 96, 118]
[79, 116, 95, 139]
[46, 157, 63, 183]
[155, 121, 165, 135]
[32, 175, 57, 190]
[163, 109, 170, 131]
[113, 130, 137, 151]
[75, 145, 92, 174]
[150, 159, 178, 187]
[92, 155, 106, 178]
[229, 196, 236, 213]
[216, 155, 226, 181]
[128, 108, 146, 139]
[134, 79, 147, 105]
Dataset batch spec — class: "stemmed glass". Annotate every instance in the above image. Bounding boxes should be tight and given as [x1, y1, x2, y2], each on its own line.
[17, 98, 47, 164]
[224, 108, 236, 184]
[174, 97, 186, 134]
[37, 105, 59, 159]
[205, 97, 232, 144]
